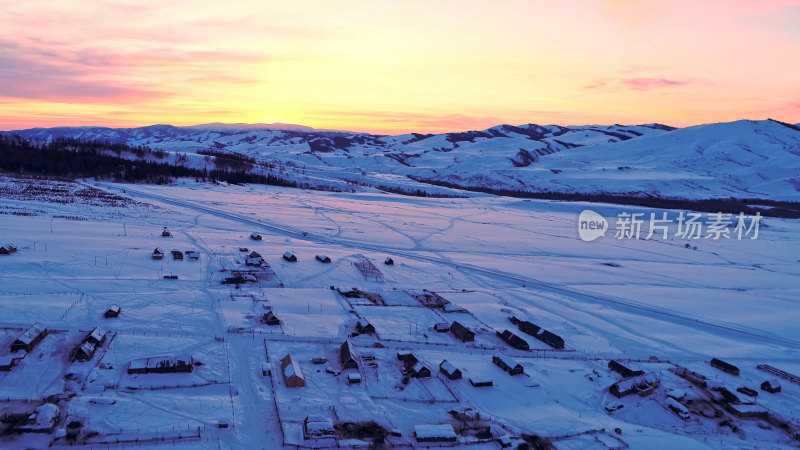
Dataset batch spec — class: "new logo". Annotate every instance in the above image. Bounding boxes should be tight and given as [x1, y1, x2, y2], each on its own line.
[578, 210, 608, 241]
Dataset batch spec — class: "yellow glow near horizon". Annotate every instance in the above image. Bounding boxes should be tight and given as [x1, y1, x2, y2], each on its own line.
[1, 0, 799, 133]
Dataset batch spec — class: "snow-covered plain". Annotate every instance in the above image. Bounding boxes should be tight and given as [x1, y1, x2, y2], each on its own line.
[0, 176, 799, 449]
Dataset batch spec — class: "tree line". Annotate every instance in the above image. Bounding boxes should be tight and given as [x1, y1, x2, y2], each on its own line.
[0, 135, 297, 187]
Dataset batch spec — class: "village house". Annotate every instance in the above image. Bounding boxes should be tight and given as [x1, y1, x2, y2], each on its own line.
[414, 424, 457, 443]
[497, 329, 529, 351]
[450, 321, 475, 342]
[161, 227, 171, 237]
[493, 353, 524, 375]
[609, 372, 661, 398]
[283, 251, 297, 262]
[250, 232, 262, 241]
[0, 244, 18, 255]
[171, 250, 183, 260]
[439, 360, 462, 380]
[281, 354, 306, 388]
[710, 358, 740, 375]
[356, 318, 375, 334]
[384, 257, 394, 265]
[315, 254, 331, 263]
[262, 310, 280, 326]
[608, 360, 644, 378]
[11, 323, 47, 353]
[761, 379, 781, 393]
[340, 340, 358, 370]
[104, 305, 121, 318]
[398, 352, 431, 378]
[152, 247, 164, 260]
[245, 251, 263, 267]
[434, 322, 450, 333]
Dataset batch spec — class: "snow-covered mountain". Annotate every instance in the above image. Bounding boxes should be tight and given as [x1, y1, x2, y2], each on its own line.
[4, 119, 800, 201]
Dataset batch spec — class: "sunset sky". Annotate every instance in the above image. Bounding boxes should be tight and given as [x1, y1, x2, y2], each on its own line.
[1, 0, 799, 134]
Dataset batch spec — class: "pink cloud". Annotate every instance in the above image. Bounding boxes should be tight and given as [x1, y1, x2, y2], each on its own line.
[622, 77, 691, 90]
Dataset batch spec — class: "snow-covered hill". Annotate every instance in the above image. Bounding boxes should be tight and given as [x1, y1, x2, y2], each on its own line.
[5, 119, 800, 200]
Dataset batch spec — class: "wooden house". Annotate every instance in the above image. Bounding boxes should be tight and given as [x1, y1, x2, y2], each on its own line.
[152, 248, 164, 260]
[414, 424, 457, 443]
[283, 251, 297, 262]
[384, 257, 394, 265]
[710, 358, 740, 376]
[356, 319, 375, 334]
[450, 321, 475, 342]
[262, 311, 280, 326]
[11, 323, 47, 353]
[281, 354, 306, 388]
[315, 254, 331, 263]
[609, 372, 661, 398]
[761, 379, 781, 393]
[498, 329, 529, 351]
[0, 355, 20, 371]
[493, 353, 524, 375]
[608, 360, 644, 378]
[439, 360, 462, 380]
[250, 233, 262, 241]
[104, 305, 121, 318]
[340, 340, 358, 370]
[171, 250, 183, 260]
[161, 227, 171, 237]
[0, 244, 17, 255]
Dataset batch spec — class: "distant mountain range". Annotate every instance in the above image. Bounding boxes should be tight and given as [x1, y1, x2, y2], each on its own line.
[4, 119, 800, 201]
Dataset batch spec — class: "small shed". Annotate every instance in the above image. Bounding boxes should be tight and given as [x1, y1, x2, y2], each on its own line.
[0, 244, 17, 255]
[161, 227, 171, 237]
[439, 360, 462, 380]
[347, 372, 362, 384]
[171, 250, 183, 260]
[761, 379, 781, 393]
[315, 255, 331, 263]
[250, 233, 262, 241]
[0, 355, 19, 371]
[450, 322, 475, 342]
[493, 353, 524, 375]
[384, 257, 394, 265]
[281, 354, 306, 388]
[283, 251, 297, 262]
[356, 319, 375, 334]
[152, 248, 164, 260]
[414, 424, 457, 443]
[469, 377, 493, 387]
[262, 311, 280, 326]
[340, 340, 358, 370]
[710, 358, 740, 376]
[104, 305, 121, 318]
[11, 323, 47, 353]
[185, 250, 199, 260]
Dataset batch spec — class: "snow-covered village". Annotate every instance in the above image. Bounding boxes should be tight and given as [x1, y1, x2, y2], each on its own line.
[2, 1, 800, 449]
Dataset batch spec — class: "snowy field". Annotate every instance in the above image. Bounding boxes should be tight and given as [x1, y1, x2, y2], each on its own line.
[0, 176, 798, 448]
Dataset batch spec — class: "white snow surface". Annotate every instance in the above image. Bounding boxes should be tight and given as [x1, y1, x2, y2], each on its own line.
[0, 176, 798, 449]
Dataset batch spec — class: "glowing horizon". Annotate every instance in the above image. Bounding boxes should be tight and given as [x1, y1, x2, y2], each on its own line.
[1, 0, 799, 134]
